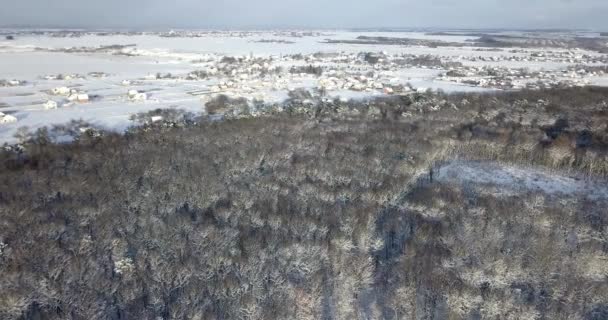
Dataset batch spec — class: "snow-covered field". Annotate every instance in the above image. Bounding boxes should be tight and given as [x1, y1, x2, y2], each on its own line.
[1, 29, 608, 143]
[437, 161, 608, 200]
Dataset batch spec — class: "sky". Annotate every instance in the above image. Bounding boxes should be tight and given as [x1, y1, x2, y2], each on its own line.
[1, 0, 607, 30]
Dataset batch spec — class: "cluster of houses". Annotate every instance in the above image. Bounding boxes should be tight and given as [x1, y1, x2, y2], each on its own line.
[42, 87, 91, 110]
[438, 64, 601, 90]
[168, 52, 441, 101]
[116, 48, 608, 103]
[222, 50, 607, 93]
[51, 86, 90, 102]
[7, 45, 604, 121]
[42, 74, 86, 81]
[317, 72, 411, 94]
[454, 50, 608, 65]
[33, 42, 605, 105]
[42, 85, 151, 111]
[54, 88, 148, 108]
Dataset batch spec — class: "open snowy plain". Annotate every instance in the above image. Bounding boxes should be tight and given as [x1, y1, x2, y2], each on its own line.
[1, 29, 608, 143]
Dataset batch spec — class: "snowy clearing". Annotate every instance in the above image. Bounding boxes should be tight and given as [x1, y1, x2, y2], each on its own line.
[436, 160, 608, 200]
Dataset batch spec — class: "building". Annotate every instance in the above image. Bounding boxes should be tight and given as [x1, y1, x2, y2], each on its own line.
[77, 94, 89, 102]
[128, 90, 147, 101]
[52, 87, 71, 95]
[68, 93, 89, 103]
[44, 100, 59, 110]
[0, 113, 17, 124]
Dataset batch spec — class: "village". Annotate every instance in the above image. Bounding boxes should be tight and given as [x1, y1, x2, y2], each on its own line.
[4, 48, 608, 108]
[1, 29, 608, 141]
[35, 48, 608, 110]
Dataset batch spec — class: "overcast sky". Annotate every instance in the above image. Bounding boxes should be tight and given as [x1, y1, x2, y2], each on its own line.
[1, 0, 607, 30]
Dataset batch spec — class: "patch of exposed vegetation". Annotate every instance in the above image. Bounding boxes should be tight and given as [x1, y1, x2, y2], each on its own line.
[289, 65, 323, 76]
[324, 35, 467, 48]
[254, 39, 295, 44]
[205, 94, 250, 116]
[472, 35, 608, 52]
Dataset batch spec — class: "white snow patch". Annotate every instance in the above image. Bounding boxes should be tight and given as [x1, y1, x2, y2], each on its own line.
[436, 161, 608, 200]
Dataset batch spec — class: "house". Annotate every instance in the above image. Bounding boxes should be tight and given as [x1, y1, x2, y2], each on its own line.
[133, 93, 147, 101]
[78, 94, 89, 102]
[68, 93, 89, 103]
[52, 87, 71, 95]
[44, 100, 59, 110]
[128, 90, 147, 101]
[0, 113, 17, 124]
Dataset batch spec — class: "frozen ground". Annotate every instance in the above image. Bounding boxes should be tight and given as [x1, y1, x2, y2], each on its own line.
[436, 160, 608, 200]
[1, 30, 608, 143]
[0, 31, 477, 56]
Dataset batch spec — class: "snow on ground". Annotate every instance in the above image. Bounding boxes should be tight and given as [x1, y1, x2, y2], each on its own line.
[436, 161, 608, 200]
[0, 31, 475, 56]
[0, 30, 607, 143]
[0, 51, 187, 79]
